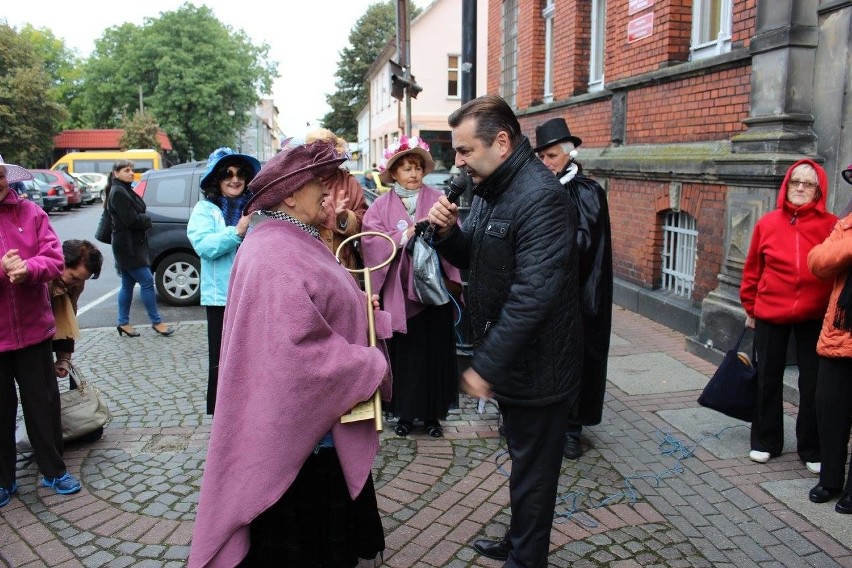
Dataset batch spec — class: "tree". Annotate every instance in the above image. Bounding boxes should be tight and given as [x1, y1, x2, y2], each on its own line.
[321, 1, 420, 140]
[0, 24, 67, 167]
[17, 25, 84, 129]
[80, 4, 277, 161]
[120, 111, 161, 152]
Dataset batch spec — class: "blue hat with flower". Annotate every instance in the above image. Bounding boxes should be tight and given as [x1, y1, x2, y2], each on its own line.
[199, 147, 261, 190]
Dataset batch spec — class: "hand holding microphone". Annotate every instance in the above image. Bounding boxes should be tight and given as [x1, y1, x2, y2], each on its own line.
[425, 172, 470, 239]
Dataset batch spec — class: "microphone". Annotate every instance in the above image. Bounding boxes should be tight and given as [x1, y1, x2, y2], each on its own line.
[423, 172, 469, 240]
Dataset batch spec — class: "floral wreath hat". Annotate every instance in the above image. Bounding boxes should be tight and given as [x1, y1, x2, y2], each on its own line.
[378, 135, 435, 184]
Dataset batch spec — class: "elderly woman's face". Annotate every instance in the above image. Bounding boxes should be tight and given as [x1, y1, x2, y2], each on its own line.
[217, 165, 248, 199]
[289, 178, 330, 226]
[391, 157, 424, 191]
[786, 165, 819, 207]
[0, 166, 9, 201]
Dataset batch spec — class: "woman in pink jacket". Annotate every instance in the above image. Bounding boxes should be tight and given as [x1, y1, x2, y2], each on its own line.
[806, 164, 852, 514]
[0, 156, 82, 509]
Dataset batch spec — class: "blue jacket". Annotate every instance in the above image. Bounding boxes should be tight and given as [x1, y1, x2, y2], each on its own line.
[187, 200, 243, 306]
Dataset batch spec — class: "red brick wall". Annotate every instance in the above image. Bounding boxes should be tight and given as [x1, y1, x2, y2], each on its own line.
[626, 65, 751, 143]
[518, 99, 612, 148]
[608, 178, 726, 299]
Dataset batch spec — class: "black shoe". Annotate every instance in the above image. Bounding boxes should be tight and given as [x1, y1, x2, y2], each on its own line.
[152, 324, 175, 336]
[472, 537, 511, 561]
[563, 434, 583, 459]
[809, 484, 842, 503]
[836, 493, 852, 514]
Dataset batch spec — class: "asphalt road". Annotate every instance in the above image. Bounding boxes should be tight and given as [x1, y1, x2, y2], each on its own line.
[47, 203, 205, 330]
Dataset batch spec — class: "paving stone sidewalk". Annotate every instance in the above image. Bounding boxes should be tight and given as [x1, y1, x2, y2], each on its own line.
[1, 306, 850, 567]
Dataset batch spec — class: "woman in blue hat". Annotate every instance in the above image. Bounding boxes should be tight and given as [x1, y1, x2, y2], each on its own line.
[187, 148, 260, 415]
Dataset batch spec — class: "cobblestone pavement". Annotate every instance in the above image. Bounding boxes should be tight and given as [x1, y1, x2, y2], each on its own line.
[2, 306, 850, 567]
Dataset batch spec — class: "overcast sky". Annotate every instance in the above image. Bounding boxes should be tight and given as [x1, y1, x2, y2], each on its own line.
[4, 0, 429, 139]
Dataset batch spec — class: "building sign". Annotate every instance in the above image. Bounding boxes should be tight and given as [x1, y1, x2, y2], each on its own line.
[628, 13, 654, 43]
[628, 0, 655, 15]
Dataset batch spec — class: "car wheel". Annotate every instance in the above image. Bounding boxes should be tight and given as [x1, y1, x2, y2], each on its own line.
[155, 252, 201, 306]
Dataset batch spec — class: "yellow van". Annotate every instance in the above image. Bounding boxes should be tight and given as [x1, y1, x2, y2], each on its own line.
[51, 149, 163, 182]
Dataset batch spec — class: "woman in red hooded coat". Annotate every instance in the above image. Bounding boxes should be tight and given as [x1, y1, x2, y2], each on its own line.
[740, 159, 837, 472]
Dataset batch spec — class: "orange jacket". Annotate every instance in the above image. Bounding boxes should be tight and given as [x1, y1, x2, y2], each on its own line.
[807, 213, 852, 358]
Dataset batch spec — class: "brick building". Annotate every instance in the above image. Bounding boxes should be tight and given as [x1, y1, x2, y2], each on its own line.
[484, 0, 851, 357]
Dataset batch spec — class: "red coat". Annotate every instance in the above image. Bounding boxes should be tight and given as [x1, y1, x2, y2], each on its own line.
[808, 213, 852, 358]
[740, 159, 837, 324]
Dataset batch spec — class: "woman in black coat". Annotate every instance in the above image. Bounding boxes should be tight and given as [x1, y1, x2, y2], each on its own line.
[106, 160, 173, 337]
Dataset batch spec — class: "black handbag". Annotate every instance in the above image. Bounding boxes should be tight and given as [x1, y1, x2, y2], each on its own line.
[95, 207, 112, 244]
[697, 327, 757, 422]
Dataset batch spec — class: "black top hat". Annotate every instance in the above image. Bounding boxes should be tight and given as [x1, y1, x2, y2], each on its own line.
[533, 118, 583, 153]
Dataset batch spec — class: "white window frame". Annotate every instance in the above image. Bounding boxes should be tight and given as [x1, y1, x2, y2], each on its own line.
[542, 0, 555, 103]
[661, 211, 698, 298]
[690, 0, 732, 60]
[447, 54, 461, 98]
[501, 0, 519, 108]
[588, 0, 606, 92]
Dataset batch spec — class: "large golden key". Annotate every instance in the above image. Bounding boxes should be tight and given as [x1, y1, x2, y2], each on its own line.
[336, 231, 397, 431]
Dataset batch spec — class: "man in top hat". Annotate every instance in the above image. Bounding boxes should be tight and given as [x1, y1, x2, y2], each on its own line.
[534, 117, 613, 460]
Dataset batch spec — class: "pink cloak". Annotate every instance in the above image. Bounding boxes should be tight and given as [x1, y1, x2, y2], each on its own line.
[188, 218, 392, 567]
[361, 185, 462, 334]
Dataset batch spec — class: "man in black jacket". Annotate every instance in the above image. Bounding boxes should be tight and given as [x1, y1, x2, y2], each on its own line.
[534, 118, 613, 460]
[428, 95, 581, 567]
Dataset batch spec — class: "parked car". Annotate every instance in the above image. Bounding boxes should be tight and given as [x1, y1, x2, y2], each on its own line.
[69, 173, 98, 204]
[19, 177, 67, 212]
[29, 169, 82, 209]
[134, 161, 207, 306]
[73, 172, 109, 202]
[423, 170, 453, 189]
[10, 181, 44, 209]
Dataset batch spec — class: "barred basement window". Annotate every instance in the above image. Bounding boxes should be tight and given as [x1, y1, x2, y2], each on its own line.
[661, 211, 698, 297]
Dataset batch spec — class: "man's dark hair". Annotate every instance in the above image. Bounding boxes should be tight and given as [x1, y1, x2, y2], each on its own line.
[63, 239, 103, 279]
[448, 94, 523, 148]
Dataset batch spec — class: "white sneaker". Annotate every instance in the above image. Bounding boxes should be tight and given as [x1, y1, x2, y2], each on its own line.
[749, 450, 771, 463]
[806, 462, 821, 474]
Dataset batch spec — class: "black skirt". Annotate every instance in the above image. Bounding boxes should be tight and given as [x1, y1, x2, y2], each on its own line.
[385, 302, 459, 421]
[239, 448, 385, 568]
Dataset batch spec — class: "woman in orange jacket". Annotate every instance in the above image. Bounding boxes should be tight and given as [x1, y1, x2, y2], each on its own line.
[806, 164, 852, 514]
[740, 159, 837, 471]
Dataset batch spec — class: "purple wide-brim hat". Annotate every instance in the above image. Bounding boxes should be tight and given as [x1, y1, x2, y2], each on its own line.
[243, 140, 346, 215]
[843, 163, 852, 185]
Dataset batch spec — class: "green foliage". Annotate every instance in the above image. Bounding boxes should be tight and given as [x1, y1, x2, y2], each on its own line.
[17, 25, 84, 130]
[0, 23, 67, 167]
[80, 4, 277, 161]
[120, 111, 162, 152]
[321, 1, 420, 140]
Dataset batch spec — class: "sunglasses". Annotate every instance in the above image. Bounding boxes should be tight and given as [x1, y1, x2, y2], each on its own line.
[218, 167, 247, 181]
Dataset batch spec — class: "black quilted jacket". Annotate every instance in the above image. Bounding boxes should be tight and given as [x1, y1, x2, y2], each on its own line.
[434, 138, 582, 406]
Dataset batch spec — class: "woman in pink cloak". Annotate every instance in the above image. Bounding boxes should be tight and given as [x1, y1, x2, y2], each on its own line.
[189, 141, 392, 568]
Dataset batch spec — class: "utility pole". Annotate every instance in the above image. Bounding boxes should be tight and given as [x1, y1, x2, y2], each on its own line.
[138, 86, 144, 114]
[396, 0, 412, 136]
[461, 0, 477, 103]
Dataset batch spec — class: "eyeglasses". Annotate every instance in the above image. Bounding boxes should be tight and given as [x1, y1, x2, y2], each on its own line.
[788, 179, 818, 191]
[219, 168, 247, 181]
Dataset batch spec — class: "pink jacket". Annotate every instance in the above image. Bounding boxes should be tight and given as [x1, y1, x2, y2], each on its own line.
[0, 190, 63, 352]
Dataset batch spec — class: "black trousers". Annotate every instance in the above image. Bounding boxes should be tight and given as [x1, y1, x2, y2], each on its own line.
[0, 339, 66, 488]
[815, 356, 852, 493]
[752, 319, 821, 461]
[500, 397, 570, 568]
[205, 305, 225, 415]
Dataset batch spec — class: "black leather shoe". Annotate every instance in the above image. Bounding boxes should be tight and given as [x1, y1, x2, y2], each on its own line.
[472, 537, 511, 561]
[563, 434, 583, 459]
[835, 493, 852, 514]
[809, 484, 842, 503]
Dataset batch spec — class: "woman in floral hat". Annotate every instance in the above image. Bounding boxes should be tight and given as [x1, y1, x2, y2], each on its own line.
[187, 147, 260, 415]
[362, 136, 462, 438]
[806, 162, 852, 514]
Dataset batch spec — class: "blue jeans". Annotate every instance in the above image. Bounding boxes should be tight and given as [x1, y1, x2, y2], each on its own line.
[117, 266, 162, 326]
